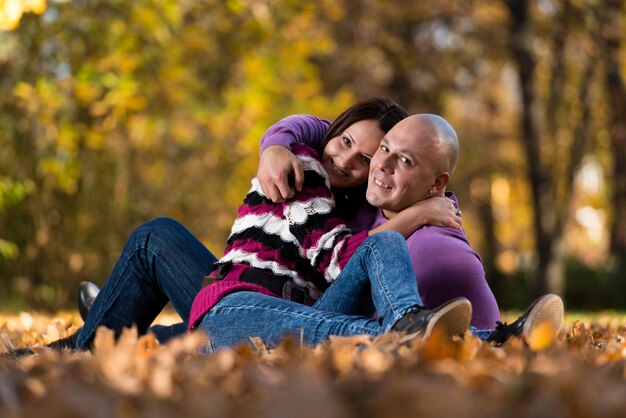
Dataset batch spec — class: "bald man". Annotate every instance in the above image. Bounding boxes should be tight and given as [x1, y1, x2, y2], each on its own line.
[256, 112, 564, 344]
[364, 114, 499, 329]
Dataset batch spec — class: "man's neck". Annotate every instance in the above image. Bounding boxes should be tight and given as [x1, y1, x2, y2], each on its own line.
[381, 209, 397, 219]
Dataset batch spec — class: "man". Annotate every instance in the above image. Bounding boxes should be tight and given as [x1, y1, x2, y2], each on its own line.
[252, 112, 564, 343]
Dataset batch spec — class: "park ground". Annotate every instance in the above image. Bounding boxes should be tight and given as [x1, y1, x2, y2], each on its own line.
[1, 310, 626, 418]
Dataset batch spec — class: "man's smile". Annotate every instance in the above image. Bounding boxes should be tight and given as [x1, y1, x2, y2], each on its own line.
[373, 176, 392, 190]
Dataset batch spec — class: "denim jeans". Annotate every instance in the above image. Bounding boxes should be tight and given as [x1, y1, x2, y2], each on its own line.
[75, 217, 217, 348]
[76, 219, 494, 349]
[198, 231, 425, 351]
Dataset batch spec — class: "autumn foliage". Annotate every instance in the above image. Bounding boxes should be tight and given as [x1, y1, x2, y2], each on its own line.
[2, 313, 626, 417]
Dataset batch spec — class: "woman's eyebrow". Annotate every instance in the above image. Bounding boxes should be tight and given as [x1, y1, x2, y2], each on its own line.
[346, 129, 373, 158]
[344, 129, 355, 143]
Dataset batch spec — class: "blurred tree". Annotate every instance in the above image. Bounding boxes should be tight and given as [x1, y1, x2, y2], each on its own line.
[502, 0, 597, 296]
[0, 0, 350, 308]
[0, 0, 624, 310]
[310, 0, 618, 300]
[595, 0, 626, 269]
[0, 177, 34, 259]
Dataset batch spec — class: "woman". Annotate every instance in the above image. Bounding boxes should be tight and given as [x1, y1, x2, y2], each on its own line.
[20, 98, 462, 353]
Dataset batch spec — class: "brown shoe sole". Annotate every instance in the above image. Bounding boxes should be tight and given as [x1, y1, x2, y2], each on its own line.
[424, 298, 473, 339]
[522, 294, 565, 338]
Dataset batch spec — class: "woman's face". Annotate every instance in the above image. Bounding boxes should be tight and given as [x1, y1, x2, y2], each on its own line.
[322, 119, 384, 189]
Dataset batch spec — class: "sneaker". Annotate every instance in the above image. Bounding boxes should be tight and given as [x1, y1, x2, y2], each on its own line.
[4, 332, 80, 359]
[77, 281, 100, 321]
[486, 294, 564, 346]
[46, 332, 80, 351]
[391, 298, 472, 339]
[2, 347, 35, 359]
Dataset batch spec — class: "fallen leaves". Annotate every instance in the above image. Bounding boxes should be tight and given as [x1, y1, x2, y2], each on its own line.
[2, 313, 626, 417]
[528, 321, 557, 352]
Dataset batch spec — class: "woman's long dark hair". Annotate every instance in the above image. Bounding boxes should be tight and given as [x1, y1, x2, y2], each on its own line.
[321, 97, 408, 151]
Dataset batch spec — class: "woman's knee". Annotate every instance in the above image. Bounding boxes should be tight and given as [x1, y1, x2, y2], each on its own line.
[134, 217, 185, 237]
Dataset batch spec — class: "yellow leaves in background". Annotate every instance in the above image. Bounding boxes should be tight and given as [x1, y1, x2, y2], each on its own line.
[0, 0, 46, 31]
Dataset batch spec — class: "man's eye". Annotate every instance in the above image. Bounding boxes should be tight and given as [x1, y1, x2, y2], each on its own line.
[400, 157, 411, 165]
[360, 156, 371, 165]
[380, 145, 388, 152]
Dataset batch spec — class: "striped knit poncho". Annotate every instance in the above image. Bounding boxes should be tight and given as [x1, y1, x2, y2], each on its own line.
[188, 144, 368, 329]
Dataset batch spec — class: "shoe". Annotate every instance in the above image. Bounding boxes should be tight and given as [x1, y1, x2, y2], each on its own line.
[486, 294, 564, 346]
[77, 281, 100, 321]
[3, 332, 80, 359]
[391, 298, 472, 339]
[2, 347, 35, 359]
[46, 332, 80, 351]
[0, 331, 84, 360]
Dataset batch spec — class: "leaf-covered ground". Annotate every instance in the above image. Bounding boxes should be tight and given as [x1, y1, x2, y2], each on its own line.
[2, 312, 626, 418]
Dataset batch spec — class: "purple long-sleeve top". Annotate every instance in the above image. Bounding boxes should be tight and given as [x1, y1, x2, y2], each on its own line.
[371, 195, 501, 329]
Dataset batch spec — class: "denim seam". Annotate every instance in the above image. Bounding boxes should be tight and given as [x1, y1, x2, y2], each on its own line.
[208, 304, 381, 336]
[143, 246, 197, 307]
[362, 240, 404, 330]
[78, 246, 146, 347]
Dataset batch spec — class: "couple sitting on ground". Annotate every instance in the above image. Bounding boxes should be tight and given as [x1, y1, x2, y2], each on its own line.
[11, 98, 565, 357]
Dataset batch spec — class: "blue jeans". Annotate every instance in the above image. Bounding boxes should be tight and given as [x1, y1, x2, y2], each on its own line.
[76, 219, 494, 349]
[75, 217, 217, 348]
[198, 231, 424, 351]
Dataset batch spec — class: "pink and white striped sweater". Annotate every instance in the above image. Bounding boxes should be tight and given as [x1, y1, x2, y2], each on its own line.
[188, 144, 368, 329]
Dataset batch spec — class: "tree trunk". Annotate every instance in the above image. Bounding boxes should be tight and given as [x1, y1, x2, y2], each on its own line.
[505, 0, 556, 295]
[598, 0, 626, 267]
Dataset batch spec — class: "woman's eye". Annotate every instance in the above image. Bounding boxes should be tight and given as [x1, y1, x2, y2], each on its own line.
[342, 136, 351, 146]
[380, 145, 388, 152]
[400, 157, 411, 165]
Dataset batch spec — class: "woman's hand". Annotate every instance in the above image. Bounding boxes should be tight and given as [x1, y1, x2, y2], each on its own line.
[257, 145, 305, 202]
[406, 196, 463, 231]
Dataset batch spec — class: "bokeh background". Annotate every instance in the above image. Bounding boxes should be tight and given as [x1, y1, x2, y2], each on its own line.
[0, 0, 624, 311]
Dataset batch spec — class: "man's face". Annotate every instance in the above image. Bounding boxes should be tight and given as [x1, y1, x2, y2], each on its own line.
[366, 117, 444, 217]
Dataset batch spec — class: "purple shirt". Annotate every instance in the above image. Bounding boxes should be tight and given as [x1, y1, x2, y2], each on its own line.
[260, 114, 331, 153]
[371, 194, 501, 329]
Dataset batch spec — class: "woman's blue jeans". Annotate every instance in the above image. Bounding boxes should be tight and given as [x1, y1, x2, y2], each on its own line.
[75, 217, 217, 348]
[197, 230, 425, 351]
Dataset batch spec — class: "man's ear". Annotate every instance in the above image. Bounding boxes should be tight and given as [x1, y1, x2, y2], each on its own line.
[433, 171, 450, 193]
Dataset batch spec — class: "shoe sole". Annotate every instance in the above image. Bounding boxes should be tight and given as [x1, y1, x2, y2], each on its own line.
[522, 294, 565, 338]
[424, 298, 472, 339]
[77, 281, 100, 322]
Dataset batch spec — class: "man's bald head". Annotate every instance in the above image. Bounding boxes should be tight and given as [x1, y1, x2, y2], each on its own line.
[406, 114, 459, 173]
[366, 113, 460, 217]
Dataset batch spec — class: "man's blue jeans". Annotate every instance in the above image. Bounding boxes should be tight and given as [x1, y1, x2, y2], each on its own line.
[197, 231, 424, 351]
[75, 217, 217, 348]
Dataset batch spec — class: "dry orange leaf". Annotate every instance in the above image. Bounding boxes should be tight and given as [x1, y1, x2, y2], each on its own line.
[528, 321, 556, 352]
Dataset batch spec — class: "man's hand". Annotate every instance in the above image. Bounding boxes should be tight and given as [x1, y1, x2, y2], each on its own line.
[257, 145, 305, 202]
